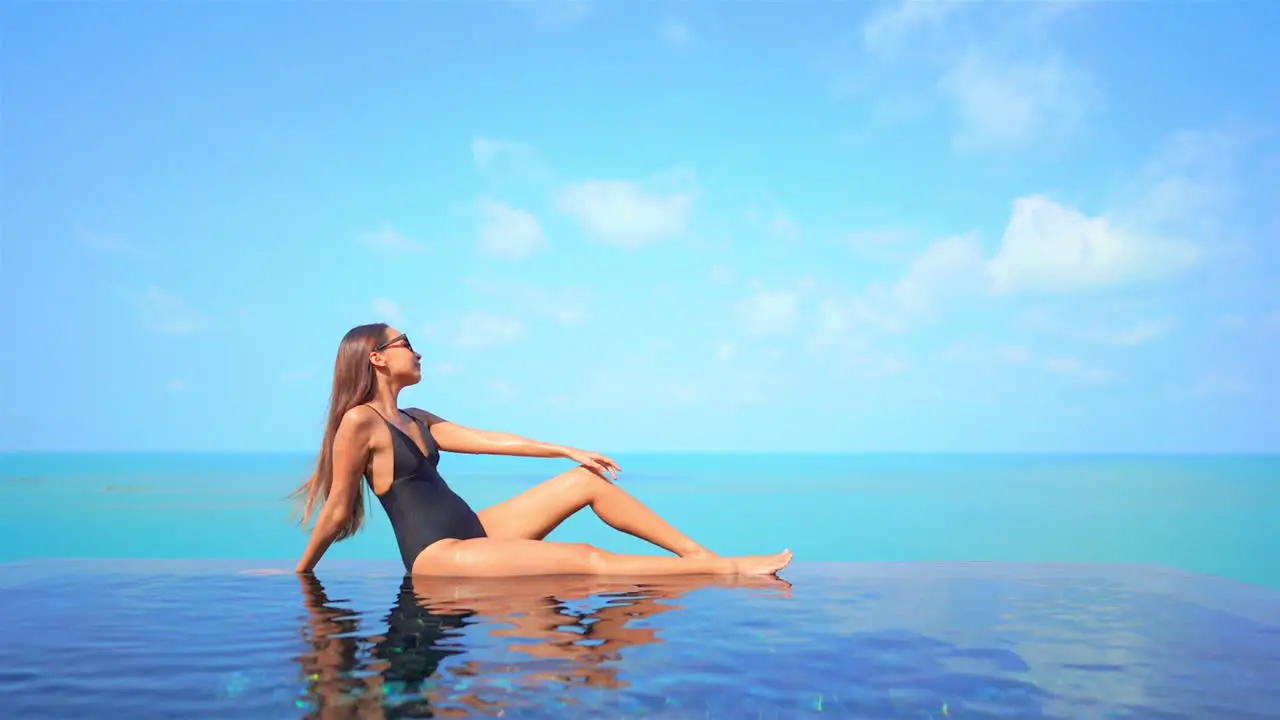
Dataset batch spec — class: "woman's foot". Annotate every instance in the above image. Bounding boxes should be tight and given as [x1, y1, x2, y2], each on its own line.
[730, 550, 793, 576]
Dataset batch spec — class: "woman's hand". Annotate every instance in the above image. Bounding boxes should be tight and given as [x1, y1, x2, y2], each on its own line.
[565, 448, 622, 481]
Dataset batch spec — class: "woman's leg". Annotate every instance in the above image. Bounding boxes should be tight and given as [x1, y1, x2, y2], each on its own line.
[412, 537, 791, 578]
[477, 466, 715, 557]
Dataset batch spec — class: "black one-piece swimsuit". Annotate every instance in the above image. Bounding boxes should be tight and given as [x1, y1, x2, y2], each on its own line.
[365, 406, 488, 571]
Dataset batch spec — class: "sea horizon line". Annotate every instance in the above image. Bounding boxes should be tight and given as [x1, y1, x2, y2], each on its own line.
[2, 449, 1277, 458]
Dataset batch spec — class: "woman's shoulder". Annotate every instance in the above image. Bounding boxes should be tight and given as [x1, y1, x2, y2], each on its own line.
[338, 404, 383, 432]
[402, 406, 447, 426]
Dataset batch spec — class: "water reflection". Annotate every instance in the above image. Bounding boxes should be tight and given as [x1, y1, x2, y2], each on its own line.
[295, 573, 792, 718]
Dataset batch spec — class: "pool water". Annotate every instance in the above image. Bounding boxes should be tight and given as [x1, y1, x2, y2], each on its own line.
[3, 559, 1277, 718]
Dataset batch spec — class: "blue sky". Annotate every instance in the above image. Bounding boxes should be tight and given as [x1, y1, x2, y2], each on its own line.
[4, 1, 1277, 453]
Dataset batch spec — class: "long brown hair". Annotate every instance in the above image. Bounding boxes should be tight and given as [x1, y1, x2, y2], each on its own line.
[290, 322, 389, 540]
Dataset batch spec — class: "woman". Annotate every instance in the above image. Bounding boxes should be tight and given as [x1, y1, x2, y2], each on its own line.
[292, 322, 792, 578]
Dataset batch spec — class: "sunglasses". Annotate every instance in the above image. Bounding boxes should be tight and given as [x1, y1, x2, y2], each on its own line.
[374, 333, 414, 353]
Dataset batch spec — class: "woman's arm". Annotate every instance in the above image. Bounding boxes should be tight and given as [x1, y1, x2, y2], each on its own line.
[407, 407, 621, 479]
[409, 407, 571, 457]
[296, 409, 374, 573]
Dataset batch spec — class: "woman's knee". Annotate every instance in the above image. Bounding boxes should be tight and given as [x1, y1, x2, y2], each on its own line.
[567, 542, 608, 573]
[560, 466, 607, 498]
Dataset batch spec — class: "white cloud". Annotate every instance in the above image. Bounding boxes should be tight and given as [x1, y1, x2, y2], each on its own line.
[735, 289, 802, 337]
[841, 228, 912, 249]
[80, 230, 143, 257]
[525, 0, 593, 26]
[1191, 373, 1250, 398]
[1015, 308, 1177, 349]
[663, 19, 692, 45]
[1004, 346, 1033, 364]
[1097, 316, 1177, 347]
[822, 234, 987, 336]
[939, 51, 1092, 153]
[710, 264, 735, 286]
[476, 198, 545, 260]
[557, 174, 698, 248]
[819, 341, 912, 379]
[371, 298, 403, 326]
[486, 379, 517, 399]
[1218, 314, 1247, 330]
[652, 284, 681, 302]
[887, 233, 988, 312]
[1045, 356, 1116, 385]
[552, 367, 704, 412]
[858, 0, 1093, 154]
[1215, 311, 1280, 333]
[487, 380, 520, 404]
[1111, 125, 1269, 255]
[985, 124, 1261, 296]
[362, 225, 426, 254]
[660, 380, 699, 407]
[469, 280, 591, 326]
[861, 0, 959, 58]
[470, 137, 548, 183]
[453, 311, 527, 350]
[944, 340, 1033, 366]
[434, 362, 462, 376]
[988, 195, 1201, 295]
[472, 137, 526, 170]
[834, 228, 919, 265]
[819, 191, 1200, 345]
[770, 213, 799, 241]
[545, 299, 588, 326]
[138, 286, 203, 334]
[746, 206, 801, 242]
[814, 298, 857, 346]
[868, 355, 911, 378]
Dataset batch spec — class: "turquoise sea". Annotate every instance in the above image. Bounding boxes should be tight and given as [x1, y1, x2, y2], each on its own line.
[3, 452, 1278, 717]
[3, 452, 1277, 586]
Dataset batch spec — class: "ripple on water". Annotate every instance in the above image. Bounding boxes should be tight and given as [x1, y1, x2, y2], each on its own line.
[0, 561, 1277, 718]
